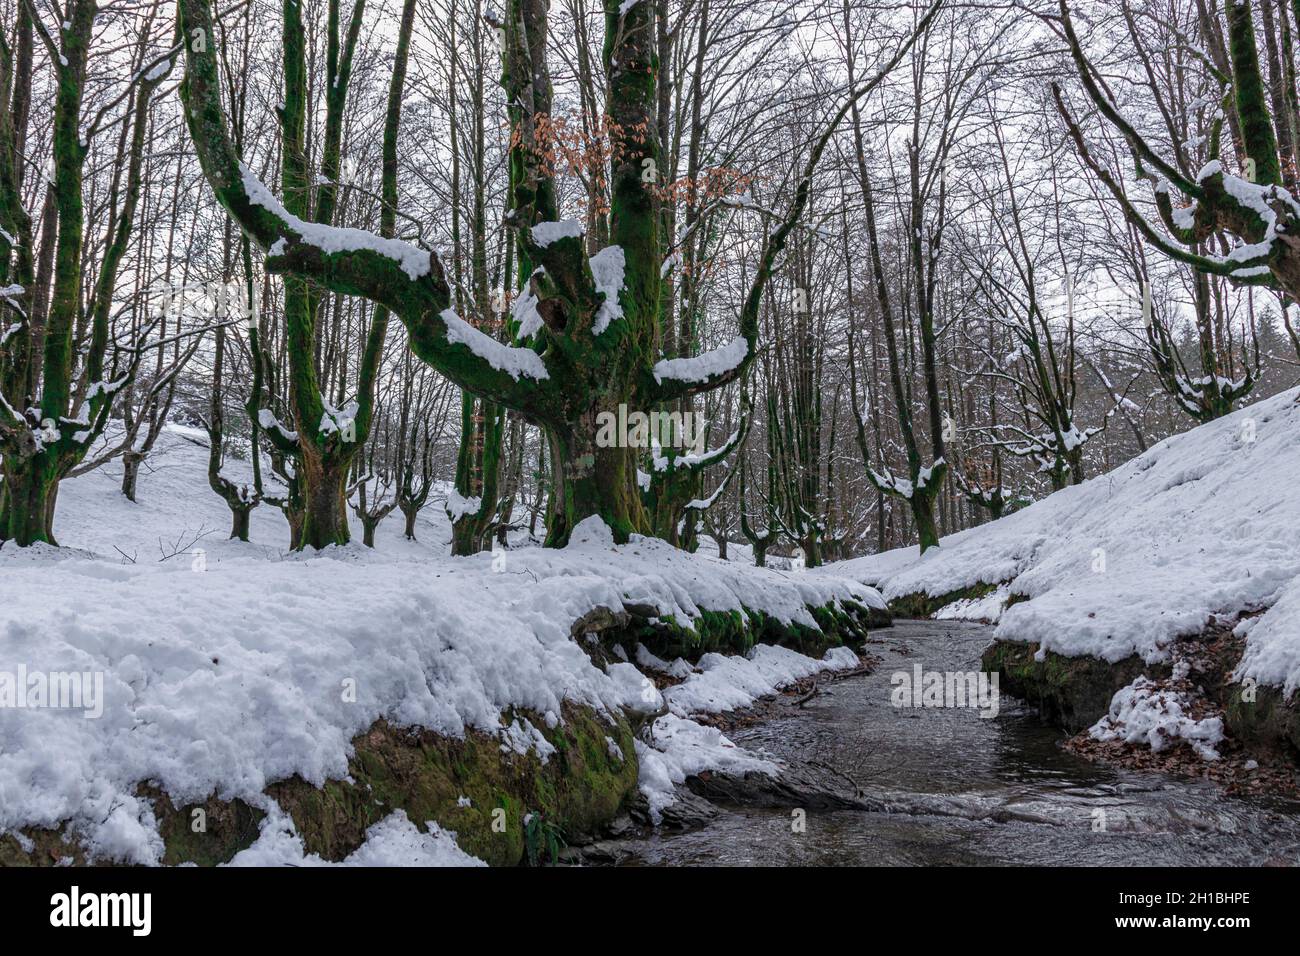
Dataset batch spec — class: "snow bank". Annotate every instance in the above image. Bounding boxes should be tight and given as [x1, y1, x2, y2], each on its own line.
[664, 645, 859, 715]
[933, 583, 1011, 624]
[0, 425, 881, 861]
[822, 388, 1300, 692]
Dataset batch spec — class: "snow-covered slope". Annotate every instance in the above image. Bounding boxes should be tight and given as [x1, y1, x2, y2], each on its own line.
[823, 388, 1300, 695]
[0, 424, 883, 863]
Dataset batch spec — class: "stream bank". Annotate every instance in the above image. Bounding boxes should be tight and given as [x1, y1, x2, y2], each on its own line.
[593, 620, 1300, 866]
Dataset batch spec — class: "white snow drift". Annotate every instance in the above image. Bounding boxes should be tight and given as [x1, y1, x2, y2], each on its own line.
[824, 387, 1300, 696]
[0, 424, 881, 863]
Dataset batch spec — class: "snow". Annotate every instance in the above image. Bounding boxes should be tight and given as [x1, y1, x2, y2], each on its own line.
[511, 272, 546, 340]
[635, 643, 694, 680]
[256, 407, 298, 443]
[443, 487, 481, 522]
[588, 245, 625, 334]
[530, 220, 584, 247]
[634, 716, 776, 824]
[439, 308, 549, 381]
[933, 583, 1011, 623]
[664, 645, 859, 716]
[0, 424, 882, 862]
[241, 164, 432, 280]
[227, 808, 483, 867]
[1089, 677, 1224, 761]
[142, 59, 170, 82]
[822, 388, 1300, 693]
[652, 336, 748, 385]
[317, 399, 357, 439]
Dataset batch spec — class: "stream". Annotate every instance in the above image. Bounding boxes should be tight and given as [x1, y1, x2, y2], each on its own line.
[614, 620, 1300, 866]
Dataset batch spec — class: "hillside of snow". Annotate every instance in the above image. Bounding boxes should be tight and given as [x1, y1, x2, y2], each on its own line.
[823, 387, 1300, 696]
[0, 424, 881, 863]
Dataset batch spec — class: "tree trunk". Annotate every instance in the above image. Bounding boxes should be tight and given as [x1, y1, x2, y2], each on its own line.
[298, 451, 350, 549]
[1067, 446, 1085, 486]
[230, 506, 251, 542]
[401, 504, 418, 540]
[3, 460, 59, 546]
[545, 415, 646, 547]
[912, 493, 941, 554]
[121, 452, 143, 502]
[801, 534, 822, 569]
[362, 518, 378, 548]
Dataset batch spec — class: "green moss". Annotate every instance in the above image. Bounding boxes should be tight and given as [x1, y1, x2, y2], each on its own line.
[1223, 683, 1300, 759]
[3, 704, 636, 868]
[610, 597, 886, 664]
[981, 639, 1161, 733]
[268, 704, 637, 867]
[147, 788, 266, 867]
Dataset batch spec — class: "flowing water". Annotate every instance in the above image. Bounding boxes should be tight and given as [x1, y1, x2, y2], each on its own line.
[616, 620, 1300, 866]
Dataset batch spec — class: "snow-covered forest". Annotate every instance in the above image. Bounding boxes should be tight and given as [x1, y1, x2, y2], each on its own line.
[2, 0, 1300, 880]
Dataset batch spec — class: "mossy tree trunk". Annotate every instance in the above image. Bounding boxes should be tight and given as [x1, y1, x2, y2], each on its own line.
[1, 3, 168, 545]
[179, 0, 931, 547]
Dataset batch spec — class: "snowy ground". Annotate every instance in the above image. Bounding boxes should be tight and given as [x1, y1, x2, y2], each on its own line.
[821, 388, 1300, 697]
[0, 424, 882, 864]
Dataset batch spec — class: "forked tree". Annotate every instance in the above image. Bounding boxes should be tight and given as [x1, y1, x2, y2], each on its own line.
[177, 0, 939, 547]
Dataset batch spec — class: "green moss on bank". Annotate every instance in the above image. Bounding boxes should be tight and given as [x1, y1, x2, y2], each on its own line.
[614, 597, 888, 663]
[982, 639, 1162, 733]
[889, 581, 1003, 619]
[269, 705, 636, 867]
[1223, 682, 1300, 758]
[5, 704, 637, 868]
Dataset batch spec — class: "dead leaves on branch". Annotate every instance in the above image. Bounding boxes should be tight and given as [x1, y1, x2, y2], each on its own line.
[510, 110, 754, 228]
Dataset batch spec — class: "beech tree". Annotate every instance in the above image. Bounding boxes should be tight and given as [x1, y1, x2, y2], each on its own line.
[177, 0, 938, 548]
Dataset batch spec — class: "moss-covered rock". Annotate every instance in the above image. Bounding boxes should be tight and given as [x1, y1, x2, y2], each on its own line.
[1223, 682, 1300, 758]
[269, 705, 636, 867]
[148, 787, 266, 867]
[609, 597, 888, 664]
[3, 704, 638, 868]
[982, 639, 1163, 733]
